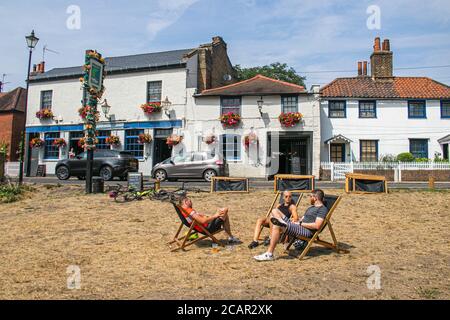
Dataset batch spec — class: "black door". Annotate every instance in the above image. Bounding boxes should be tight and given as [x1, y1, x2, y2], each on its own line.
[330, 143, 345, 162]
[278, 138, 308, 175]
[153, 129, 173, 166]
[444, 144, 449, 160]
[26, 133, 40, 177]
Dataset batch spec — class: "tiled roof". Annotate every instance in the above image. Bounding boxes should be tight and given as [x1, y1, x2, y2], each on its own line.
[30, 49, 193, 82]
[0, 87, 27, 112]
[196, 74, 306, 96]
[320, 77, 450, 99]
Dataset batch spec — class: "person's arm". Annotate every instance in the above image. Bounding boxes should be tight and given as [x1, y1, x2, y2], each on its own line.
[301, 218, 324, 231]
[290, 205, 299, 223]
[190, 210, 219, 225]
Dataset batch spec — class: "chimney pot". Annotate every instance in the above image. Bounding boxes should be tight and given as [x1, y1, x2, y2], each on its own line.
[383, 39, 391, 51]
[358, 61, 363, 76]
[363, 61, 368, 76]
[374, 37, 381, 52]
[33, 64, 37, 72]
[40, 61, 45, 73]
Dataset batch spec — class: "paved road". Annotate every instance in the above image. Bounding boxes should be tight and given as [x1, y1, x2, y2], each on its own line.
[22, 176, 450, 190]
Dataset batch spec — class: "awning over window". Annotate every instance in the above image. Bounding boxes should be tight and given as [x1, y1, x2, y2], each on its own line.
[438, 134, 450, 144]
[324, 134, 353, 144]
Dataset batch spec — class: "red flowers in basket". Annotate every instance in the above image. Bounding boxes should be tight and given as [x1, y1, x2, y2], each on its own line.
[53, 138, 67, 148]
[138, 133, 152, 144]
[204, 134, 217, 145]
[244, 133, 259, 150]
[279, 112, 303, 127]
[30, 138, 45, 148]
[36, 109, 54, 120]
[220, 112, 241, 127]
[166, 134, 183, 147]
[106, 135, 120, 146]
[141, 102, 162, 115]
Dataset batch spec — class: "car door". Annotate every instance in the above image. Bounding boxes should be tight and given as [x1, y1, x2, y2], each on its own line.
[69, 152, 87, 175]
[93, 150, 108, 175]
[170, 153, 192, 177]
[187, 152, 206, 178]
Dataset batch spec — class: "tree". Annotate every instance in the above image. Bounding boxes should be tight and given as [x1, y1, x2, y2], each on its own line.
[234, 62, 306, 87]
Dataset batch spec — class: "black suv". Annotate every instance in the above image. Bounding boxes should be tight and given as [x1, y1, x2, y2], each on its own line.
[55, 150, 139, 181]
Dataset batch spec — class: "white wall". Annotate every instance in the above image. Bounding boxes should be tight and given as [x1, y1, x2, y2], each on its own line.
[27, 68, 189, 176]
[181, 94, 321, 178]
[320, 99, 450, 161]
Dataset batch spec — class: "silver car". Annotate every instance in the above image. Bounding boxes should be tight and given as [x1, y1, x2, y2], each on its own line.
[151, 152, 227, 182]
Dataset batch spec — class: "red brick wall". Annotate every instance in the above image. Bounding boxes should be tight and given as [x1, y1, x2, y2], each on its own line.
[0, 111, 25, 161]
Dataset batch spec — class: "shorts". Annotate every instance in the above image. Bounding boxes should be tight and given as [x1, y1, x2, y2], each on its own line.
[207, 218, 224, 233]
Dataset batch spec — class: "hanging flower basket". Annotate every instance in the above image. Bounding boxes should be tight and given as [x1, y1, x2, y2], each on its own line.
[78, 106, 100, 122]
[138, 133, 153, 144]
[204, 134, 217, 145]
[106, 135, 120, 147]
[77, 137, 99, 150]
[141, 102, 162, 115]
[36, 109, 54, 120]
[279, 112, 303, 128]
[220, 112, 241, 128]
[53, 138, 67, 148]
[244, 133, 259, 150]
[166, 134, 183, 147]
[30, 138, 45, 149]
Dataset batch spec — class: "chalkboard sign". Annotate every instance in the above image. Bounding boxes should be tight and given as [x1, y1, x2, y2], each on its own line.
[128, 173, 143, 191]
[274, 175, 315, 193]
[211, 177, 249, 193]
[36, 165, 46, 177]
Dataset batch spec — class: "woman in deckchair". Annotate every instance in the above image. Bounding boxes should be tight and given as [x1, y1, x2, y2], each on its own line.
[248, 191, 299, 249]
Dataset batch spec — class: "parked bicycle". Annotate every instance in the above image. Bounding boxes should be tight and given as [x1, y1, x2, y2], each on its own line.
[108, 184, 156, 203]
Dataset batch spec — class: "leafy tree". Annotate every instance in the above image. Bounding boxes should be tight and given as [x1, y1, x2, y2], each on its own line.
[234, 62, 306, 87]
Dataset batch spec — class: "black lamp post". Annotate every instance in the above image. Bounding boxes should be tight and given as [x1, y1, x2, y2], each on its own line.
[19, 30, 39, 185]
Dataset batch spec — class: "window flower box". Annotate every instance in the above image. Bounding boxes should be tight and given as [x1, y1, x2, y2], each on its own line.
[30, 138, 45, 148]
[138, 133, 153, 144]
[36, 109, 54, 120]
[53, 138, 67, 148]
[141, 102, 162, 115]
[279, 112, 303, 127]
[220, 112, 241, 128]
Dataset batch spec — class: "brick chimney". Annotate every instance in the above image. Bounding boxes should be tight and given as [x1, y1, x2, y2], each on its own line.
[370, 37, 393, 79]
[196, 36, 236, 92]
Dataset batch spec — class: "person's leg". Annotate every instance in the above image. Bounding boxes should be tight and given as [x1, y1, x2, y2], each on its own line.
[219, 208, 236, 240]
[253, 217, 269, 242]
[267, 225, 283, 255]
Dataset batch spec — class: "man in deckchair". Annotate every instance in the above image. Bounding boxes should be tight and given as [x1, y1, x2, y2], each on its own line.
[248, 190, 299, 249]
[180, 196, 240, 244]
[253, 189, 328, 261]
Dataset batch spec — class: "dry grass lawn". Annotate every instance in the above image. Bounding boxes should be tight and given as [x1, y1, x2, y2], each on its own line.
[0, 185, 449, 300]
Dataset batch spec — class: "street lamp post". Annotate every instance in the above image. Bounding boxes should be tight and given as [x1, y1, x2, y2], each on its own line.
[19, 30, 39, 185]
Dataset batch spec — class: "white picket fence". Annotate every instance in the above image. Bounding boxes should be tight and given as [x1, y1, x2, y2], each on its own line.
[321, 162, 450, 181]
[5, 162, 20, 178]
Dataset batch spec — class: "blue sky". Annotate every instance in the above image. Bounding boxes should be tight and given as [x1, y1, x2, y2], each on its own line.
[1, 0, 450, 91]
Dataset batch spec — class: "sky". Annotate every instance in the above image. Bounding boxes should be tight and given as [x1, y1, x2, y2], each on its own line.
[1, 0, 450, 91]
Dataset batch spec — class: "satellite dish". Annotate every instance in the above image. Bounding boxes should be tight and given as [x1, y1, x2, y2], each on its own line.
[223, 74, 232, 81]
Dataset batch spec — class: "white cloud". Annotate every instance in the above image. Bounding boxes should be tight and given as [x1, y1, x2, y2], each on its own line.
[147, 0, 200, 40]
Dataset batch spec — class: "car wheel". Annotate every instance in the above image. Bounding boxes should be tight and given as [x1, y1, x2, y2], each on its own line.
[56, 166, 70, 180]
[100, 166, 114, 181]
[203, 169, 217, 182]
[154, 169, 167, 182]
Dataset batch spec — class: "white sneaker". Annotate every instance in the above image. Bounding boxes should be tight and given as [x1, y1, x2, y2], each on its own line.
[254, 252, 274, 262]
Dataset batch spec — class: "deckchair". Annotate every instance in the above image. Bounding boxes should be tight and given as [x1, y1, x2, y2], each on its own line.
[167, 203, 225, 252]
[286, 195, 344, 260]
[256, 191, 304, 241]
